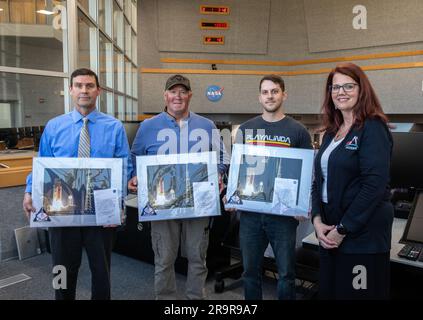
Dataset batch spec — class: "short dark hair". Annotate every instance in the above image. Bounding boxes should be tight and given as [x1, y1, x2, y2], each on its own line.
[259, 74, 285, 92]
[70, 68, 99, 87]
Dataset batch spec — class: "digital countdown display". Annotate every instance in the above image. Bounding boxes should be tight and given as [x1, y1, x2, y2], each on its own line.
[203, 36, 225, 45]
[200, 5, 230, 15]
[200, 21, 229, 30]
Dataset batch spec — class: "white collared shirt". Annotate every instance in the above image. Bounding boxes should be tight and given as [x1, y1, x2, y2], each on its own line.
[321, 137, 344, 203]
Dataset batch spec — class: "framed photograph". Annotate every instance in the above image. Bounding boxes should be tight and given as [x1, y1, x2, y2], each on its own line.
[136, 151, 221, 221]
[225, 144, 314, 217]
[30, 157, 123, 227]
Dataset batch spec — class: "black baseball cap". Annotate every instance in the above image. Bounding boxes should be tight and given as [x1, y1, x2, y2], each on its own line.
[165, 74, 191, 91]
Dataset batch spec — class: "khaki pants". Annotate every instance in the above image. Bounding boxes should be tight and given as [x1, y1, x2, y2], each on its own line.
[151, 217, 210, 300]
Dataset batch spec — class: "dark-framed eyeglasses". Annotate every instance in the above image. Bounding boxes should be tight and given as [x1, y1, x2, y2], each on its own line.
[329, 83, 359, 93]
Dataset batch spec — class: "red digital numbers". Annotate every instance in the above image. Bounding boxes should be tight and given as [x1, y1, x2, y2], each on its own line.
[203, 36, 225, 44]
[200, 21, 229, 29]
[200, 6, 230, 15]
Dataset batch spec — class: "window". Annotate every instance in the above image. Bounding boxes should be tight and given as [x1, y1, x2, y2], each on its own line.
[132, 30, 137, 65]
[99, 33, 113, 88]
[125, 59, 132, 96]
[125, 20, 132, 58]
[132, 99, 138, 121]
[0, 73, 65, 127]
[113, 0, 124, 49]
[115, 94, 124, 120]
[124, 0, 131, 23]
[131, 0, 137, 33]
[78, 0, 96, 20]
[0, 103, 12, 127]
[100, 89, 114, 115]
[132, 66, 138, 97]
[114, 49, 124, 93]
[0, 0, 66, 71]
[0, 0, 137, 129]
[77, 10, 97, 70]
[98, 0, 112, 36]
[125, 97, 132, 120]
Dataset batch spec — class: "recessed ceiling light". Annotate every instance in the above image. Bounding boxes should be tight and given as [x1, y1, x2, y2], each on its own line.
[36, 9, 54, 15]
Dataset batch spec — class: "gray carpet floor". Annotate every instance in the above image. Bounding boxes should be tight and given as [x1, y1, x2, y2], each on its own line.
[0, 252, 303, 300]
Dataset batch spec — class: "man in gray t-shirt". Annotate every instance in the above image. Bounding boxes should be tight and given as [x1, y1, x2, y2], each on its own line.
[232, 74, 312, 300]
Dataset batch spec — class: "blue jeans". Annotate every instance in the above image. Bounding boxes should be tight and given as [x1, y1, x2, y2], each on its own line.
[239, 211, 298, 300]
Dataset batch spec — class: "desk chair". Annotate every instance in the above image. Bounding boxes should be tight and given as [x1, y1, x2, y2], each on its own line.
[214, 211, 243, 293]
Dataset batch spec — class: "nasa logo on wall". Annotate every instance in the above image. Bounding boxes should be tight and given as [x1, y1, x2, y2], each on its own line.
[206, 85, 224, 102]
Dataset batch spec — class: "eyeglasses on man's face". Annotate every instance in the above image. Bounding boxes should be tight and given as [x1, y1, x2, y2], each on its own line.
[329, 83, 359, 93]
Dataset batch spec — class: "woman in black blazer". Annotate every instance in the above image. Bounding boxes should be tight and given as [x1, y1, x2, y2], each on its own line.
[311, 63, 393, 299]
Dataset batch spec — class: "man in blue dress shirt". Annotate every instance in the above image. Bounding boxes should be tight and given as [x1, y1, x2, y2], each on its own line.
[22, 68, 132, 300]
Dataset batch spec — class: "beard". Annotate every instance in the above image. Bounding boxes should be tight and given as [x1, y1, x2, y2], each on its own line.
[263, 101, 282, 113]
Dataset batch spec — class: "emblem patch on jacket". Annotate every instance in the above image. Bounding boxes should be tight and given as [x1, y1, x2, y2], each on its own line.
[345, 136, 359, 150]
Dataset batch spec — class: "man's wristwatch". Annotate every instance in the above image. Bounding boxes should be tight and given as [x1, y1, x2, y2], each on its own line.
[336, 223, 348, 235]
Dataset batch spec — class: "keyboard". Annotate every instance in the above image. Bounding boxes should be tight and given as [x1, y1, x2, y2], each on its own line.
[398, 244, 423, 261]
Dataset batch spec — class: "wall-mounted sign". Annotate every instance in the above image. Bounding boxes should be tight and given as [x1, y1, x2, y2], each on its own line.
[203, 36, 225, 45]
[200, 21, 229, 30]
[206, 85, 224, 102]
[200, 5, 230, 15]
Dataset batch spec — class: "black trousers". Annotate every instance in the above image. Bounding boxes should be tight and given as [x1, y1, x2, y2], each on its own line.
[49, 226, 115, 300]
[318, 248, 390, 300]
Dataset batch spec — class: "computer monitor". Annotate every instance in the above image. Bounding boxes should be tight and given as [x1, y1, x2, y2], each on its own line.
[390, 132, 423, 189]
[0, 128, 18, 148]
[400, 190, 423, 245]
[123, 121, 140, 147]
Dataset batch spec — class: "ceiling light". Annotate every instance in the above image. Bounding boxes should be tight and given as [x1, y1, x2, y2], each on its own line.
[36, 9, 55, 15]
